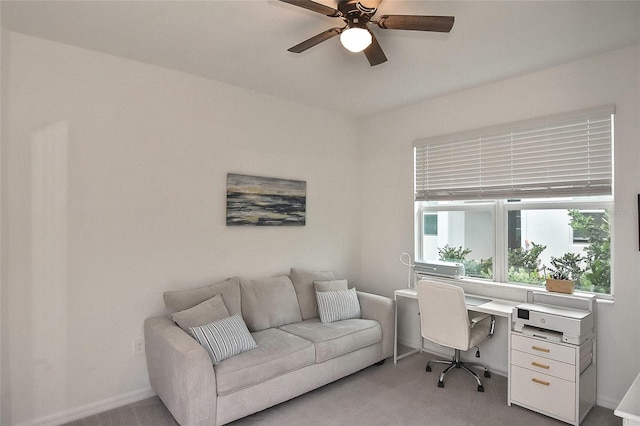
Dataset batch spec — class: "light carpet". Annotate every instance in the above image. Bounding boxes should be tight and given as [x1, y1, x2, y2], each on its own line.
[64, 351, 620, 426]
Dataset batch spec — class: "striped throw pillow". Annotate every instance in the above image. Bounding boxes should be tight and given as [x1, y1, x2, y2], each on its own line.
[190, 314, 257, 365]
[316, 287, 361, 324]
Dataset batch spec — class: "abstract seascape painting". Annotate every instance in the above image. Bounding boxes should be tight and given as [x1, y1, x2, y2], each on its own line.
[226, 173, 306, 226]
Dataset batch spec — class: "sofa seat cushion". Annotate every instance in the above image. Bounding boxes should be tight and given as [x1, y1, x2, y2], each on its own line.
[214, 328, 315, 396]
[279, 318, 381, 363]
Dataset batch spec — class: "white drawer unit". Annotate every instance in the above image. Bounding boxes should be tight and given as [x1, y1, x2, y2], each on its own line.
[511, 333, 576, 364]
[511, 364, 576, 422]
[509, 332, 596, 425]
[511, 348, 575, 382]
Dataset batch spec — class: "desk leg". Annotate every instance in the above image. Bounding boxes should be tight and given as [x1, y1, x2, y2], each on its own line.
[394, 295, 398, 364]
[394, 293, 420, 363]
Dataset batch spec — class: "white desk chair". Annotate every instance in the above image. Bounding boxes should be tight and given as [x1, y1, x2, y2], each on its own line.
[417, 280, 495, 392]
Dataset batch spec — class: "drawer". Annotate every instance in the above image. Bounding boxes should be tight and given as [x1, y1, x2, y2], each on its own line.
[511, 333, 576, 364]
[511, 349, 575, 382]
[510, 365, 576, 423]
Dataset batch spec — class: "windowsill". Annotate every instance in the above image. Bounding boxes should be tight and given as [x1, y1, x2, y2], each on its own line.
[418, 274, 614, 304]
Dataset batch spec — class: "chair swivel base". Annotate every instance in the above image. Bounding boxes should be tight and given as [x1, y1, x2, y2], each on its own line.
[425, 349, 490, 392]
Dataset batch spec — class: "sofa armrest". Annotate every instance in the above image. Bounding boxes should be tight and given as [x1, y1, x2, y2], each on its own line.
[357, 291, 395, 359]
[145, 316, 217, 426]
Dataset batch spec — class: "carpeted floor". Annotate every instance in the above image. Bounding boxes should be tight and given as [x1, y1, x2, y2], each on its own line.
[64, 351, 620, 426]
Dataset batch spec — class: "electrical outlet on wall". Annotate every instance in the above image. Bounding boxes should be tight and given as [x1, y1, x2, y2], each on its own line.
[133, 337, 145, 356]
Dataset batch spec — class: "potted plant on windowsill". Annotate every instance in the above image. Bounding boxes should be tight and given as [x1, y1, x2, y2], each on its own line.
[543, 253, 584, 294]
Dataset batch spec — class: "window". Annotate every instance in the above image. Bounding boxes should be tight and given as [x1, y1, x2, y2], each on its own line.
[418, 203, 495, 280]
[423, 214, 438, 236]
[414, 106, 614, 295]
[571, 211, 605, 244]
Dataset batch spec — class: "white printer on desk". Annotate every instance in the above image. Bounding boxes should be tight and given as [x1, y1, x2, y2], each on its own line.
[513, 302, 594, 345]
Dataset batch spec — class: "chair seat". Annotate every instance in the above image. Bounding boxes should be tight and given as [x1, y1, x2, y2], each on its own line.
[417, 279, 494, 392]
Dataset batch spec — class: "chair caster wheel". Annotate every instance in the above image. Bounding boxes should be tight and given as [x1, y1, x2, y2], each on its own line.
[426, 365, 432, 372]
[484, 371, 491, 378]
[477, 385, 484, 392]
[437, 381, 444, 388]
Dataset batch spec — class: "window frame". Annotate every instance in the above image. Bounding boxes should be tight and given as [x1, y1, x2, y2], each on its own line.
[413, 106, 615, 299]
[415, 197, 613, 298]
[415, 201, 496, 266]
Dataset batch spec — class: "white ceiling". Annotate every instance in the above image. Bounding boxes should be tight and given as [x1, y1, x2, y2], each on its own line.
[2, 0, 640, 118]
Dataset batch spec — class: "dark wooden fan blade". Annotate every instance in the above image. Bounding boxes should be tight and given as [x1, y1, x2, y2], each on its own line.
[279, 0, 342, 17]
[288, 28, 342, 53]
[363, 33, 387, 66]
[377, 15, 454, 32]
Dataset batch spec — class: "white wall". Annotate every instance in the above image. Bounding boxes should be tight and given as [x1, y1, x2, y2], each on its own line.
[0, 17, 5, 426]
[358, 45, 640, 408]
[520, 209, 587, 266]
[2, 29, 639, 426]
[1, 33, 362, 425]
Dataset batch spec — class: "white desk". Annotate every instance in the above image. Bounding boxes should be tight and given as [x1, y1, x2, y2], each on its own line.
[615, 373, 640, 425]
[393, 287, 520, 364]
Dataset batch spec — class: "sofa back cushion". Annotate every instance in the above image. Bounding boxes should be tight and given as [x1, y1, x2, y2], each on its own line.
[170, 293, 230, 333]
[314, 279, 348, 293]
[241, 276, 302, 332]
[290, 268, 336, 320]
[163, 276, 241, 316]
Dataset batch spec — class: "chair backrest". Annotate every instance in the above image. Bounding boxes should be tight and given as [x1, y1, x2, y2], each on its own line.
[417, 280, 471, 351]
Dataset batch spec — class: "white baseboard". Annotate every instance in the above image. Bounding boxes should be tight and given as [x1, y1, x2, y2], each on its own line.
[397, 336, 420, 349]
[596, 395, 619, 410]
[17, 387, 156, 426]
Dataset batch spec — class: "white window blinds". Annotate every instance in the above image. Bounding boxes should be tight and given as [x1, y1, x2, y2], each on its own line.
[414, 105, 614, 201]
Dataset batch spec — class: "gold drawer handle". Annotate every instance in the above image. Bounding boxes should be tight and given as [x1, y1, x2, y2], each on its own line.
[532, 378, 550, 386]
[531, 346, 550, 353]
[531, 362, 550, 369]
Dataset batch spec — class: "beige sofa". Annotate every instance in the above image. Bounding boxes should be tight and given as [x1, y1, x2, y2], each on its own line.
[144, 268, 395, 426]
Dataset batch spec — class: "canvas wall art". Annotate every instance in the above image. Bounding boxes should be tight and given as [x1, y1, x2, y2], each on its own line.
[226, 173, 306, 226]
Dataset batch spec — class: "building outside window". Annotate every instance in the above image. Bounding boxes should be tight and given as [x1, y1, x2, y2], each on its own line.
[414, 106, 614, 295]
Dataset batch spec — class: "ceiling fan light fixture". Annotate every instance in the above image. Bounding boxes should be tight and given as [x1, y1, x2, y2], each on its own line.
[340, 27, 372, 53]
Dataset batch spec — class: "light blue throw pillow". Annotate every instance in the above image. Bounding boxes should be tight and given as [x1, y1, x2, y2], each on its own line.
[190, 314, 257, 365]
[316, 287, 361, 324]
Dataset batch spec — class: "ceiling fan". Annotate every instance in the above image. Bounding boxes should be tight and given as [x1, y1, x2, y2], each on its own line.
[279, 0, 454, 66]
